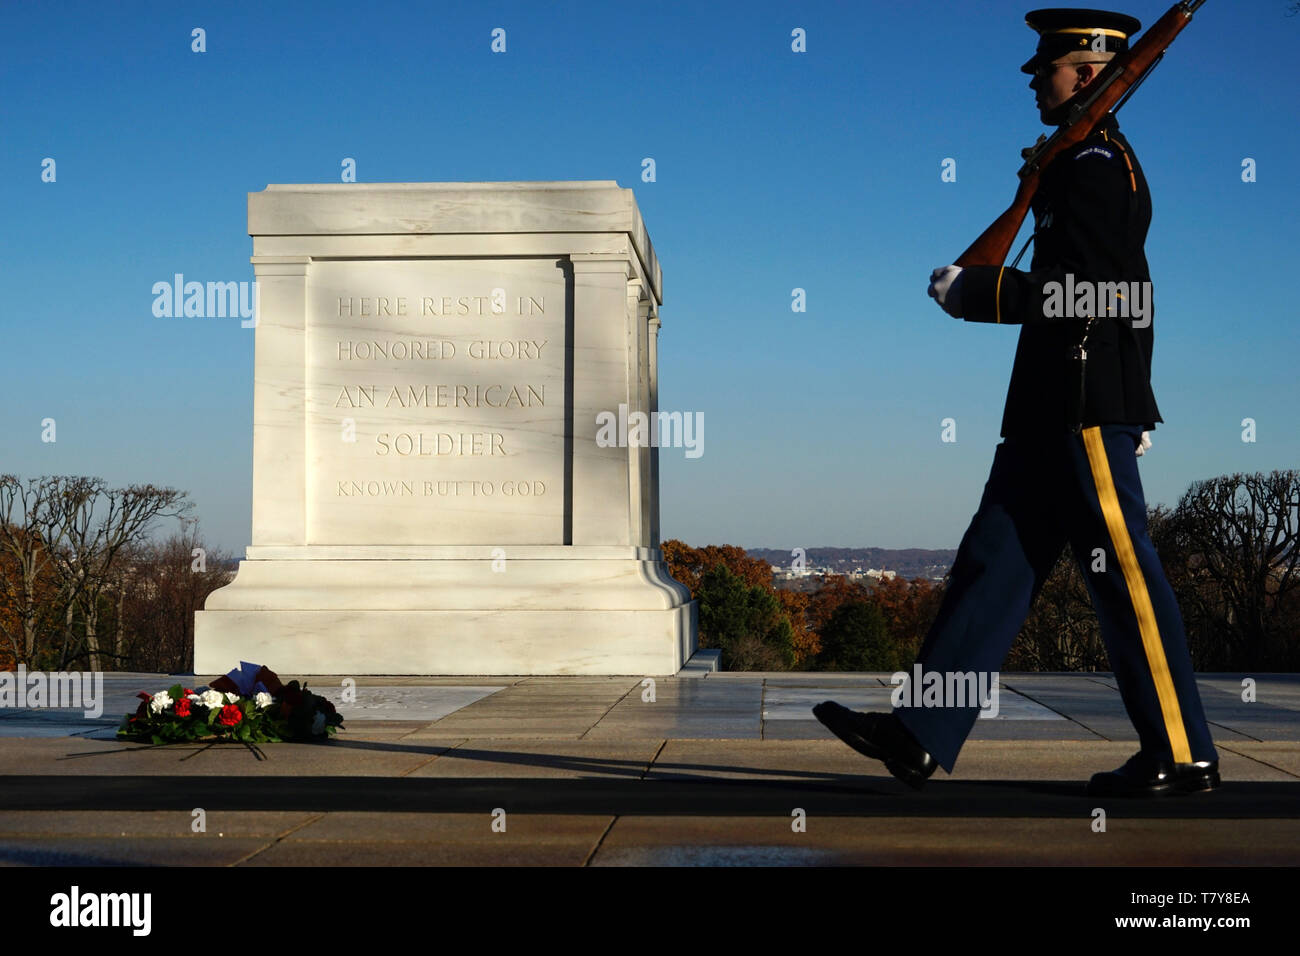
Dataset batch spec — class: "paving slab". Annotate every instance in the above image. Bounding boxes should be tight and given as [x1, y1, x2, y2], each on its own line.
[997, 677, 1165, 740]
[1217, 741, 1300, 777]
[349, 676, 529, 684]
[945, 741, 1297, 782]
[240, 840, 598, 866]
[1205, 717, 1300, 741]
[332, 720, 430, 737]
[641, 738, 1293, 785]
[589, 816, 1300, 866]
[0, 737, 455, 776]
[647, 740, 878, 782]
[284, 811, 610, 842]
[762, 716, 1103, 741]
[706, 672, 896, 681]
[238, 811, 612, 866]
[762, 686, 896, 720]
[0, 715, 120, 739]
[407, 740, 664, 778]
[339, 685, 507, 720]
[770, 683, 1060, 719]
[0, 837, 273, 866]
[586, 680, 764, 738]
[0, 810, 318, 838]
[407, 718, 605, 739]
[1196, 675, 1300, 709]
[584, 719, 763, 739]
[1, 673, 1297, 867]
[963, 719, 1106, 740]
[1005, 675, 1298, 741]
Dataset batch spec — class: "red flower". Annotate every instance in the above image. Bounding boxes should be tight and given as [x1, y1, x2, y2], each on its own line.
[174, 698, 192, 717]
[217, 704, 243, 726]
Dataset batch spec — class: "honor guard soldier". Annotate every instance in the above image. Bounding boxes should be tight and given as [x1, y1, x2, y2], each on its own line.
[815, 8, 1221, 797]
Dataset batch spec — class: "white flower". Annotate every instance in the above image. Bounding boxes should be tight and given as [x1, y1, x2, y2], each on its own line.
[225, 692, 240, 704]
[186, 693, 200, 701]
[311, 711, 326, 735]
[254, 692, 273, 709]
[149, 691, 173, 714]
[199, 689, 225, 709]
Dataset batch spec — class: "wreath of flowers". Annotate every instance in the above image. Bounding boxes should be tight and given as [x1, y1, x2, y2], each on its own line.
[117, 662, 344, 744]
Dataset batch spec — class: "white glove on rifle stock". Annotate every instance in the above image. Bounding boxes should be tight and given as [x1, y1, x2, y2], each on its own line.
[928, 265, 964, 318]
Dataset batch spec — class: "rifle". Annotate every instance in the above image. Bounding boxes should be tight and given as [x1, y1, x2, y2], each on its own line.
[954, 0, 1208, 269]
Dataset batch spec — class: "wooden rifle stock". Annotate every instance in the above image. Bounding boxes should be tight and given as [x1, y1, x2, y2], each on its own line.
[954, 0, 1207, 269]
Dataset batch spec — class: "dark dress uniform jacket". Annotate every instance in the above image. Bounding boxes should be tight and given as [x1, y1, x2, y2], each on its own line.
[959, 112, 1162, 438]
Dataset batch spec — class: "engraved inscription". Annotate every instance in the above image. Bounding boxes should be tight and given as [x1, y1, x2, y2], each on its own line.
[306, 259, 566, 544]
[332, 384, 545, 409]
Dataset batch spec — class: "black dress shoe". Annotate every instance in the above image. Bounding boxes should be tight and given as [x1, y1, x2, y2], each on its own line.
[1086, 750, 1220, 798]
[812, 701, 938, 790]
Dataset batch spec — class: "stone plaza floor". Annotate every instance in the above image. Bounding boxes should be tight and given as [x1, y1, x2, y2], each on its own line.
[1, 672, 1297, 866]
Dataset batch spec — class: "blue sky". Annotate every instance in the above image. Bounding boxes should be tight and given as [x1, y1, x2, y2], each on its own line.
[2, 0, 1297, 556]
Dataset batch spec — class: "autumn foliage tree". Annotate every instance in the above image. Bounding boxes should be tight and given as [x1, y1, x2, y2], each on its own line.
[804, 574, 941, 671]
[694, 564, 796, 670]
[804, 575, 872, 636]
[663, 541, 940, 671]
[773, 588, 819, 663]
[656, 466, 1299, 674]
[816, 601, 898, 671]
[663, 540, 807, 668]
[662, 541, 774, 592]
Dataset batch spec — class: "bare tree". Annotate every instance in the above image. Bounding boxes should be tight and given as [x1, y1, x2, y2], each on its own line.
[119, 520, 234, 671]
[1009, 548, 1108, 671]
[42, 477, 192, 670]
[1154, 470, 1300, 668]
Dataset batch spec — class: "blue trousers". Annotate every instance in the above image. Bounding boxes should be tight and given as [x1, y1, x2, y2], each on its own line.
[893, 424, 1219, 773]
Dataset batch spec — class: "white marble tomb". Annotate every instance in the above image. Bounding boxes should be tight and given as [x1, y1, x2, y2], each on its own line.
[194, 182, 697, 675]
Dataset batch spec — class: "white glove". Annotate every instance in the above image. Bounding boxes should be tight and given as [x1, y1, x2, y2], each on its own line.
[1135, 431, 1152, 456]
[928, 265, 964, 318]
